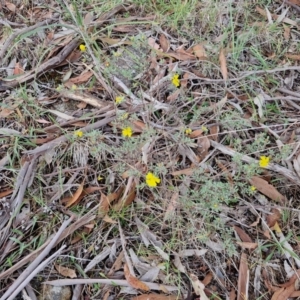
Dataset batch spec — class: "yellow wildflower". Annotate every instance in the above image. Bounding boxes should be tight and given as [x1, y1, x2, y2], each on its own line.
[146, 172, 160, 187]
[74, 130, 83, 138]
[115, 96, 124, 104]
[201, 125, 208, 133]
[185, 128, 192, 135]
[259, 156, 270, 168]
[122, 127, 132, 137]
[71, 84, 77, 90]
[171, 73, 180, 87]
[97, 175, 103, 181]
[79, 44, 86, 52]
[250, 186, 256, 192]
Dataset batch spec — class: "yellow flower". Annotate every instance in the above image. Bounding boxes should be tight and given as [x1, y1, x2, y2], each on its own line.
[122, 127, 132, 137]
[259, 156, 270, 168]
[185, 128, 192, 135]
[115, 96, 124, 104]
[201, 125, 208, 133]
[250, 186, 256, 192]
[71, 84, 77, 90]
[171, 74, 180, 87]
[79, 44, 86, 52]
[97, 175, 103, 181]
[74, 130, 83, 138]
[146, 172, 160, 187]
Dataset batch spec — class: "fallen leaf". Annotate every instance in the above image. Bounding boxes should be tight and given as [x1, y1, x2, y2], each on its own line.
[197, 136, 210, 162]
[35, 118, 51, 124]
[0, 189, 13, 198]
[219, 48, 228, 80]
[202, 272, 213, 286]
[0, 108, 14, 118]
[237, 253, 249, 300]
[171, 168, 195, 176]
[98, 192, 112, 215]
[189, 129, 204, 138]
[65, 181, 84, 207]
[159, 34, 170, 52]
[253, 93, 265, 118]
[168, 51, 196, 61]
[249, 176, 285, 203]
[5, 1, 16, 12]
[190, 273, 209, 300]
[148, 37, 160, 50]
[266, 208, 281, 227]
[132, 294, 178, 300]
[13, 62, 24, 75]
[236, 242, 258, 249]
[209, 125, 219, 141]
[285, 53, 300, 60]
[103, 214, 117, 224]
[283, 24, 291, 41]
[234, 226, 253, 243]
[113, 182, 136, 211]
[124, 263, 150, 291]
[54, 264, 77, 278]
[67, 70, 93, 84]
[193, 44, 206, 58]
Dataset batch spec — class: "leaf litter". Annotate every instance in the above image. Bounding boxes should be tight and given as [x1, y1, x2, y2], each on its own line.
[1, 1, 300, 299]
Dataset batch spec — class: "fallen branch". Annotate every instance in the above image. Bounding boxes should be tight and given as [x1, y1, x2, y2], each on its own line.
[43, 278, 179, 292]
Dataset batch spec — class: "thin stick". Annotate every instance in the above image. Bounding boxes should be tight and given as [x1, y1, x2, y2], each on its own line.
[1, 217, 73, 300]
[6, 245, 66, 300]
[44, 278, 179, 292]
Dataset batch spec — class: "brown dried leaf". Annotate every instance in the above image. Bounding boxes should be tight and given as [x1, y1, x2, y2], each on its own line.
[209, 125, 219, 141]
[189, 129, 204, 138]
[283, 24, 291, 41]
[54, 264, 77, 278]
[132, 120, 146, 133]
[124, 263, 150, 291]
[197, 136, 210, 162]
[68, 71, 93, 84]
[249, 176, 285, 203]
[168, 51, 196, 61]
[202, 272, 213, 286]
[6, 1, 16, 12]
[98, 192, 112, 215]
[236, 242, 258, 249]
[237, 253, 249, 300]
[266, 208, 281, 227]
[65, 181, 84, 207]
[193, 44, 206, 58]
[285, 53, 300, 60]
[159, 34, 170, 52]
[233, 226, 253, 243]
[0, 108, 14, 118]
[219, 48, 228, 80]
[132, 295, 178, 300]
[13, 62, 24, 75]
[167, 90, 181, 102]
[0, 189, 13, 198]
[148, 37, 160, 50]
[113, 182, 136, 211]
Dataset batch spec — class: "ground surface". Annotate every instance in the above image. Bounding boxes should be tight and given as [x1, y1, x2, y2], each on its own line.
[1, 1, 300, 299]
